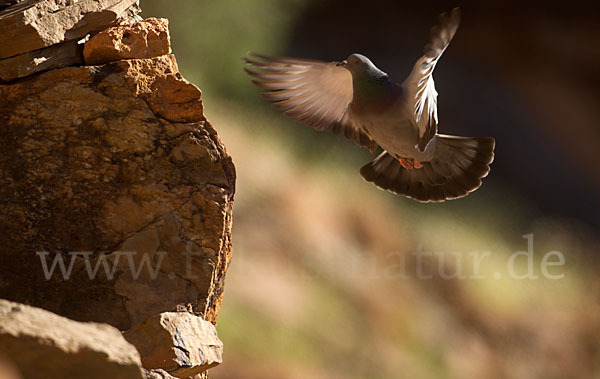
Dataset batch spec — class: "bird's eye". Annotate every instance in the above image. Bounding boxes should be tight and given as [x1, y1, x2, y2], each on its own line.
[354, 59, 360, 65]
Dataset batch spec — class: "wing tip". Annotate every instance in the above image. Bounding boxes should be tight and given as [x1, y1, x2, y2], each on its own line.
[440, 7, 461, 32]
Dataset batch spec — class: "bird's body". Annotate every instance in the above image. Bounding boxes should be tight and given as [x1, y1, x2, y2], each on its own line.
[244, 8, 495, 202]
[345, 71, 431, 162]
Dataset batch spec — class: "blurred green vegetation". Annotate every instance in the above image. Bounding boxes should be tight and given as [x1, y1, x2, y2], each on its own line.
[143, 0, 309, 103]
[141, 2, 599, 378]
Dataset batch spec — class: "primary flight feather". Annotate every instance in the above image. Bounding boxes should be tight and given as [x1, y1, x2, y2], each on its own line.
[244, 8, 495, 202]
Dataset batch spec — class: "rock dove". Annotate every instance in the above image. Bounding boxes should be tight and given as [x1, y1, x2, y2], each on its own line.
[244, 8, 494, 202]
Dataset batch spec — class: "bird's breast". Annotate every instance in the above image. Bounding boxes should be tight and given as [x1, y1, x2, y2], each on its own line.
[350, 82, 403, 116]
[351, 102, 422, 159]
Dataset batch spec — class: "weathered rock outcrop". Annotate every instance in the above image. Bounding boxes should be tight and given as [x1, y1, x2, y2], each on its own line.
[125, 312, 223, 376]
[84, 17, 171, 65]
[0, 299, 145, 379]
[0, 24, 234, 332]
[0, 0, 141, 59]
[0, 0, 142, 81]
[0, 1, 234, 378]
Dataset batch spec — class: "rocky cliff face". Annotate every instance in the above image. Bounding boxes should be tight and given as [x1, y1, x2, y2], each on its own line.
[0, 1, 234, 378]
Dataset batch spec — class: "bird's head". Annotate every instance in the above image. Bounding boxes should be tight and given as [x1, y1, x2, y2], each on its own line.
[337, 53, 387, 78]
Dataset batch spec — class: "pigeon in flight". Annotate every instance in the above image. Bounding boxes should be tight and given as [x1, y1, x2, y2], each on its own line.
[244, 8, 494, 202]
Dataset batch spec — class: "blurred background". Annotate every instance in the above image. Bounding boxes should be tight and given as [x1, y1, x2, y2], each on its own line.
[143, 1, 599, 378]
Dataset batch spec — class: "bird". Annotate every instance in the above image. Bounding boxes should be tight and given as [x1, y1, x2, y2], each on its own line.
[243, 8, 494, 202]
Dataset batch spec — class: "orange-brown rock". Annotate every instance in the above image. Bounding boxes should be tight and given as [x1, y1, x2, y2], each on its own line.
[84, 18, 171, 65]
[125, 312, 223, 377]
[0, 52, 235, 330]
[0, 299, 145, 379]
[0, 0, 141, 59]
[0, 357, 21, 379]
[144, 369, 179, 379]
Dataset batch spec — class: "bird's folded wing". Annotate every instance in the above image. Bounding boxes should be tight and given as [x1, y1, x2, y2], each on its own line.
[403, 7, 461, 151]
[244, 53, 378, 153]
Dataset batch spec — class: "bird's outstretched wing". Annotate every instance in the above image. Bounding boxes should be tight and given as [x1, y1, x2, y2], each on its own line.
[244, 53, 378, 152]
[403, 7, 461, 151]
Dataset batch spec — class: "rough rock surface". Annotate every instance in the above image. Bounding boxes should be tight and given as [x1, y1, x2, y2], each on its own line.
[0, 0, 20, 10]
[0, 38, 84, 82]
[0, 0, 141, 59]
[144, 368, 179, 379]
[0, 6, 233, 379]
[0, 53, 235, 329]
[0, 299, 145, 379]
[125, 311, 223, 377]
[84, 17, 171, 65]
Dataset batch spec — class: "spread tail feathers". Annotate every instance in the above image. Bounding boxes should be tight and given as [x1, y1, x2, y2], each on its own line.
[360, 135, 495, 202]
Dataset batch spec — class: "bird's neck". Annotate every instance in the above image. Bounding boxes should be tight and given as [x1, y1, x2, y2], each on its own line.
[352, 72, 399, 108]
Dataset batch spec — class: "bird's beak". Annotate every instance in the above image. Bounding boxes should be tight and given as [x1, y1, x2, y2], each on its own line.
[336, 60, 348, 67]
